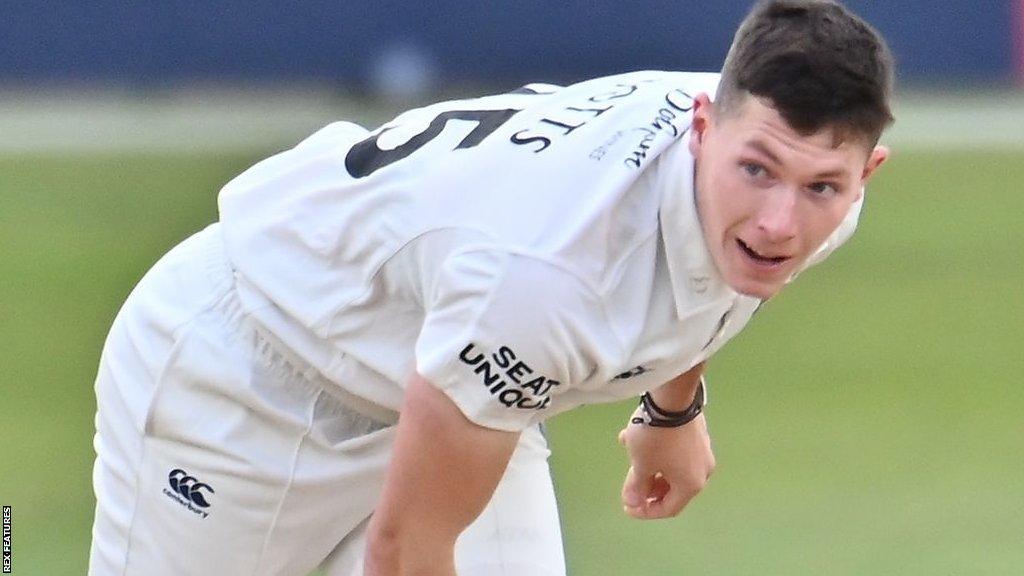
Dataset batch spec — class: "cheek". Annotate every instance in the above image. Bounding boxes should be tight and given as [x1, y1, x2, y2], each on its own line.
[700, 162, 756, 231]
[803, 202, 852, 245]
[699, 184, 733, 234]
[714, 176, 757, 222]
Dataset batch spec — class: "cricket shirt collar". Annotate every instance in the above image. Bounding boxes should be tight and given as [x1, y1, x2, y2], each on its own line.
[653, 139, 738, 320]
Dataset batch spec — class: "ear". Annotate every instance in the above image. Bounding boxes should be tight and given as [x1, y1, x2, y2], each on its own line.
[861, 145, 889, 183]
[688, 92, 714, 158]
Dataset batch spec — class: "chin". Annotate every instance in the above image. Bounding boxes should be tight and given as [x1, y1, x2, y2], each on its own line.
[724, 273, 783, 300]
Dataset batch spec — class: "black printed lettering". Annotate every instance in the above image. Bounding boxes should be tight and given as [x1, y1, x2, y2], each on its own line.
[539, 117, 586, 135]
[537, 379, 560, 396]
[664, 89, 695, 112]
[473, 361, 502, 386]
[510, 130, 553, 153]
[346, 108, 520, 178]
[456, 343, 557, 412]
[516, 396, 548, 410]
[459, 343, 484, 365]
[499, 389, 524, 407]
[653, 108, 679, 137]
[506, 361, 532, 384]
[521, 375, 546, 394]
[566, 105, 613, 117]
[624, 127, 657, 169]
[513, 83, 643, 154]
[622, 88, 695, 170]
[492, 346, 516, 369]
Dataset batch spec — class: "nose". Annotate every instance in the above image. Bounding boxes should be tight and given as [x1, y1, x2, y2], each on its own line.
[756, 187, 798, 243]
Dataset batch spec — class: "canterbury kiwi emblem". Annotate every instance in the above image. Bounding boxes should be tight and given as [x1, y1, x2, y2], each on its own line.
[168, 468, 215, 508]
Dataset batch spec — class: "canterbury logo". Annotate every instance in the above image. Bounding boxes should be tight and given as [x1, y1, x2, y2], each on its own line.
[168, 469, 215, 508]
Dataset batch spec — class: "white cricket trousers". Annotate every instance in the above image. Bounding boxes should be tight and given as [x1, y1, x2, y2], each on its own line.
[89, 225, 566, 575]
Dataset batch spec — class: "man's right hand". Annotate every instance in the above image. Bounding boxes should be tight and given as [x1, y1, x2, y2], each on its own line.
[617, 364, 716, 520]
[618, 411, 716, 519]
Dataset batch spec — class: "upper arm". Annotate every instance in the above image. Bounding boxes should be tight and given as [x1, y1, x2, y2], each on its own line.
[369, 372, 520, 569]
[367, 250, 601, 571]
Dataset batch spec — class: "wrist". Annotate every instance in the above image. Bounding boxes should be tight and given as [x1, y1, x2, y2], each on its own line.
[648, 377, 702, 413]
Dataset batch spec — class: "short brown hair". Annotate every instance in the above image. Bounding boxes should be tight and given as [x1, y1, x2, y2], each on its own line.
[717, 0, 895, 145]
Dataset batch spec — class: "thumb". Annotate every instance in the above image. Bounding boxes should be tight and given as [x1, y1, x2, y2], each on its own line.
[621, 465, 654, 510]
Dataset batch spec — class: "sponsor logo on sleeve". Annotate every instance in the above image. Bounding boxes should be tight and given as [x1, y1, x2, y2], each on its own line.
[458, 343, 560, 410]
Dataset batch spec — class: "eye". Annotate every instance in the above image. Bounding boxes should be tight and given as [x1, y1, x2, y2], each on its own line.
[741, 162, 767, 178]
[808, 182, 839, 196]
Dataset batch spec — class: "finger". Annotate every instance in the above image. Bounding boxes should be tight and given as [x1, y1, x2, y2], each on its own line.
[641, 475, 694, 519]
[625, 472, 675, 519]
[622, 468, 673, 519]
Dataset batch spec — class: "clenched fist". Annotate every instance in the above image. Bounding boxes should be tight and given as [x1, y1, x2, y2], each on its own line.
[618, 411, 716, 519]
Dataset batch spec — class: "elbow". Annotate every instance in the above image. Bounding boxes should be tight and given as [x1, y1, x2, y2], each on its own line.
[365, 524, 400, 574]
[365, 518, 457, 574]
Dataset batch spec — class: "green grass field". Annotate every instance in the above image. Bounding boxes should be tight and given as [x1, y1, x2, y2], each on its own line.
[1, 144, 1022, 574]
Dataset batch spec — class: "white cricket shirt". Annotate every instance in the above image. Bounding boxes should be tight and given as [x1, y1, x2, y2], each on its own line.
[218, 71, 862, 432]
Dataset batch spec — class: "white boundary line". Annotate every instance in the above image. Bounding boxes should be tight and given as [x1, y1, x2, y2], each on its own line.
[0, 89, 388, 154]
[1, 89, 1023, 153]
[884, 92, 1024, 151]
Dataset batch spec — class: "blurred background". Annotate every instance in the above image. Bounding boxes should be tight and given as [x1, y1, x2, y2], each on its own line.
[1, 1, 1022, 574]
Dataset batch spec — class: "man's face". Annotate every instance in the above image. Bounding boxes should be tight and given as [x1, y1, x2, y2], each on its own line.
[689, 94, 888, 299]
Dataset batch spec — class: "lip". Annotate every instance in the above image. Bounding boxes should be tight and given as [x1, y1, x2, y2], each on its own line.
[736, 238, 791, 269]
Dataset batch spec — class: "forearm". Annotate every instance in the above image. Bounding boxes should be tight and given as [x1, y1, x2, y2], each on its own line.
[648, 362, 705, 412]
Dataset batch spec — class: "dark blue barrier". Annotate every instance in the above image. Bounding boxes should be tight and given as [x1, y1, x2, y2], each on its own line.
[0, 1, 1015, 88]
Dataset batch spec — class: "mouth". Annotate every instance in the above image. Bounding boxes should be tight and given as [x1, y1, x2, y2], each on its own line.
[736, 238, 790, 268]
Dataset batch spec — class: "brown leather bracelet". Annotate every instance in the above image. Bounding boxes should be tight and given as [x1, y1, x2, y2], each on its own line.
[631, 377, 705, 428]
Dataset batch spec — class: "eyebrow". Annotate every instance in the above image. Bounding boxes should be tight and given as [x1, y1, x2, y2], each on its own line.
[743, 140, 851, 180]
[745, 140, 783, 166]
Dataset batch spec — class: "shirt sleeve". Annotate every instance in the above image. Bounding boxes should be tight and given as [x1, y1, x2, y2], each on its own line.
[415, 249, 600, 431]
